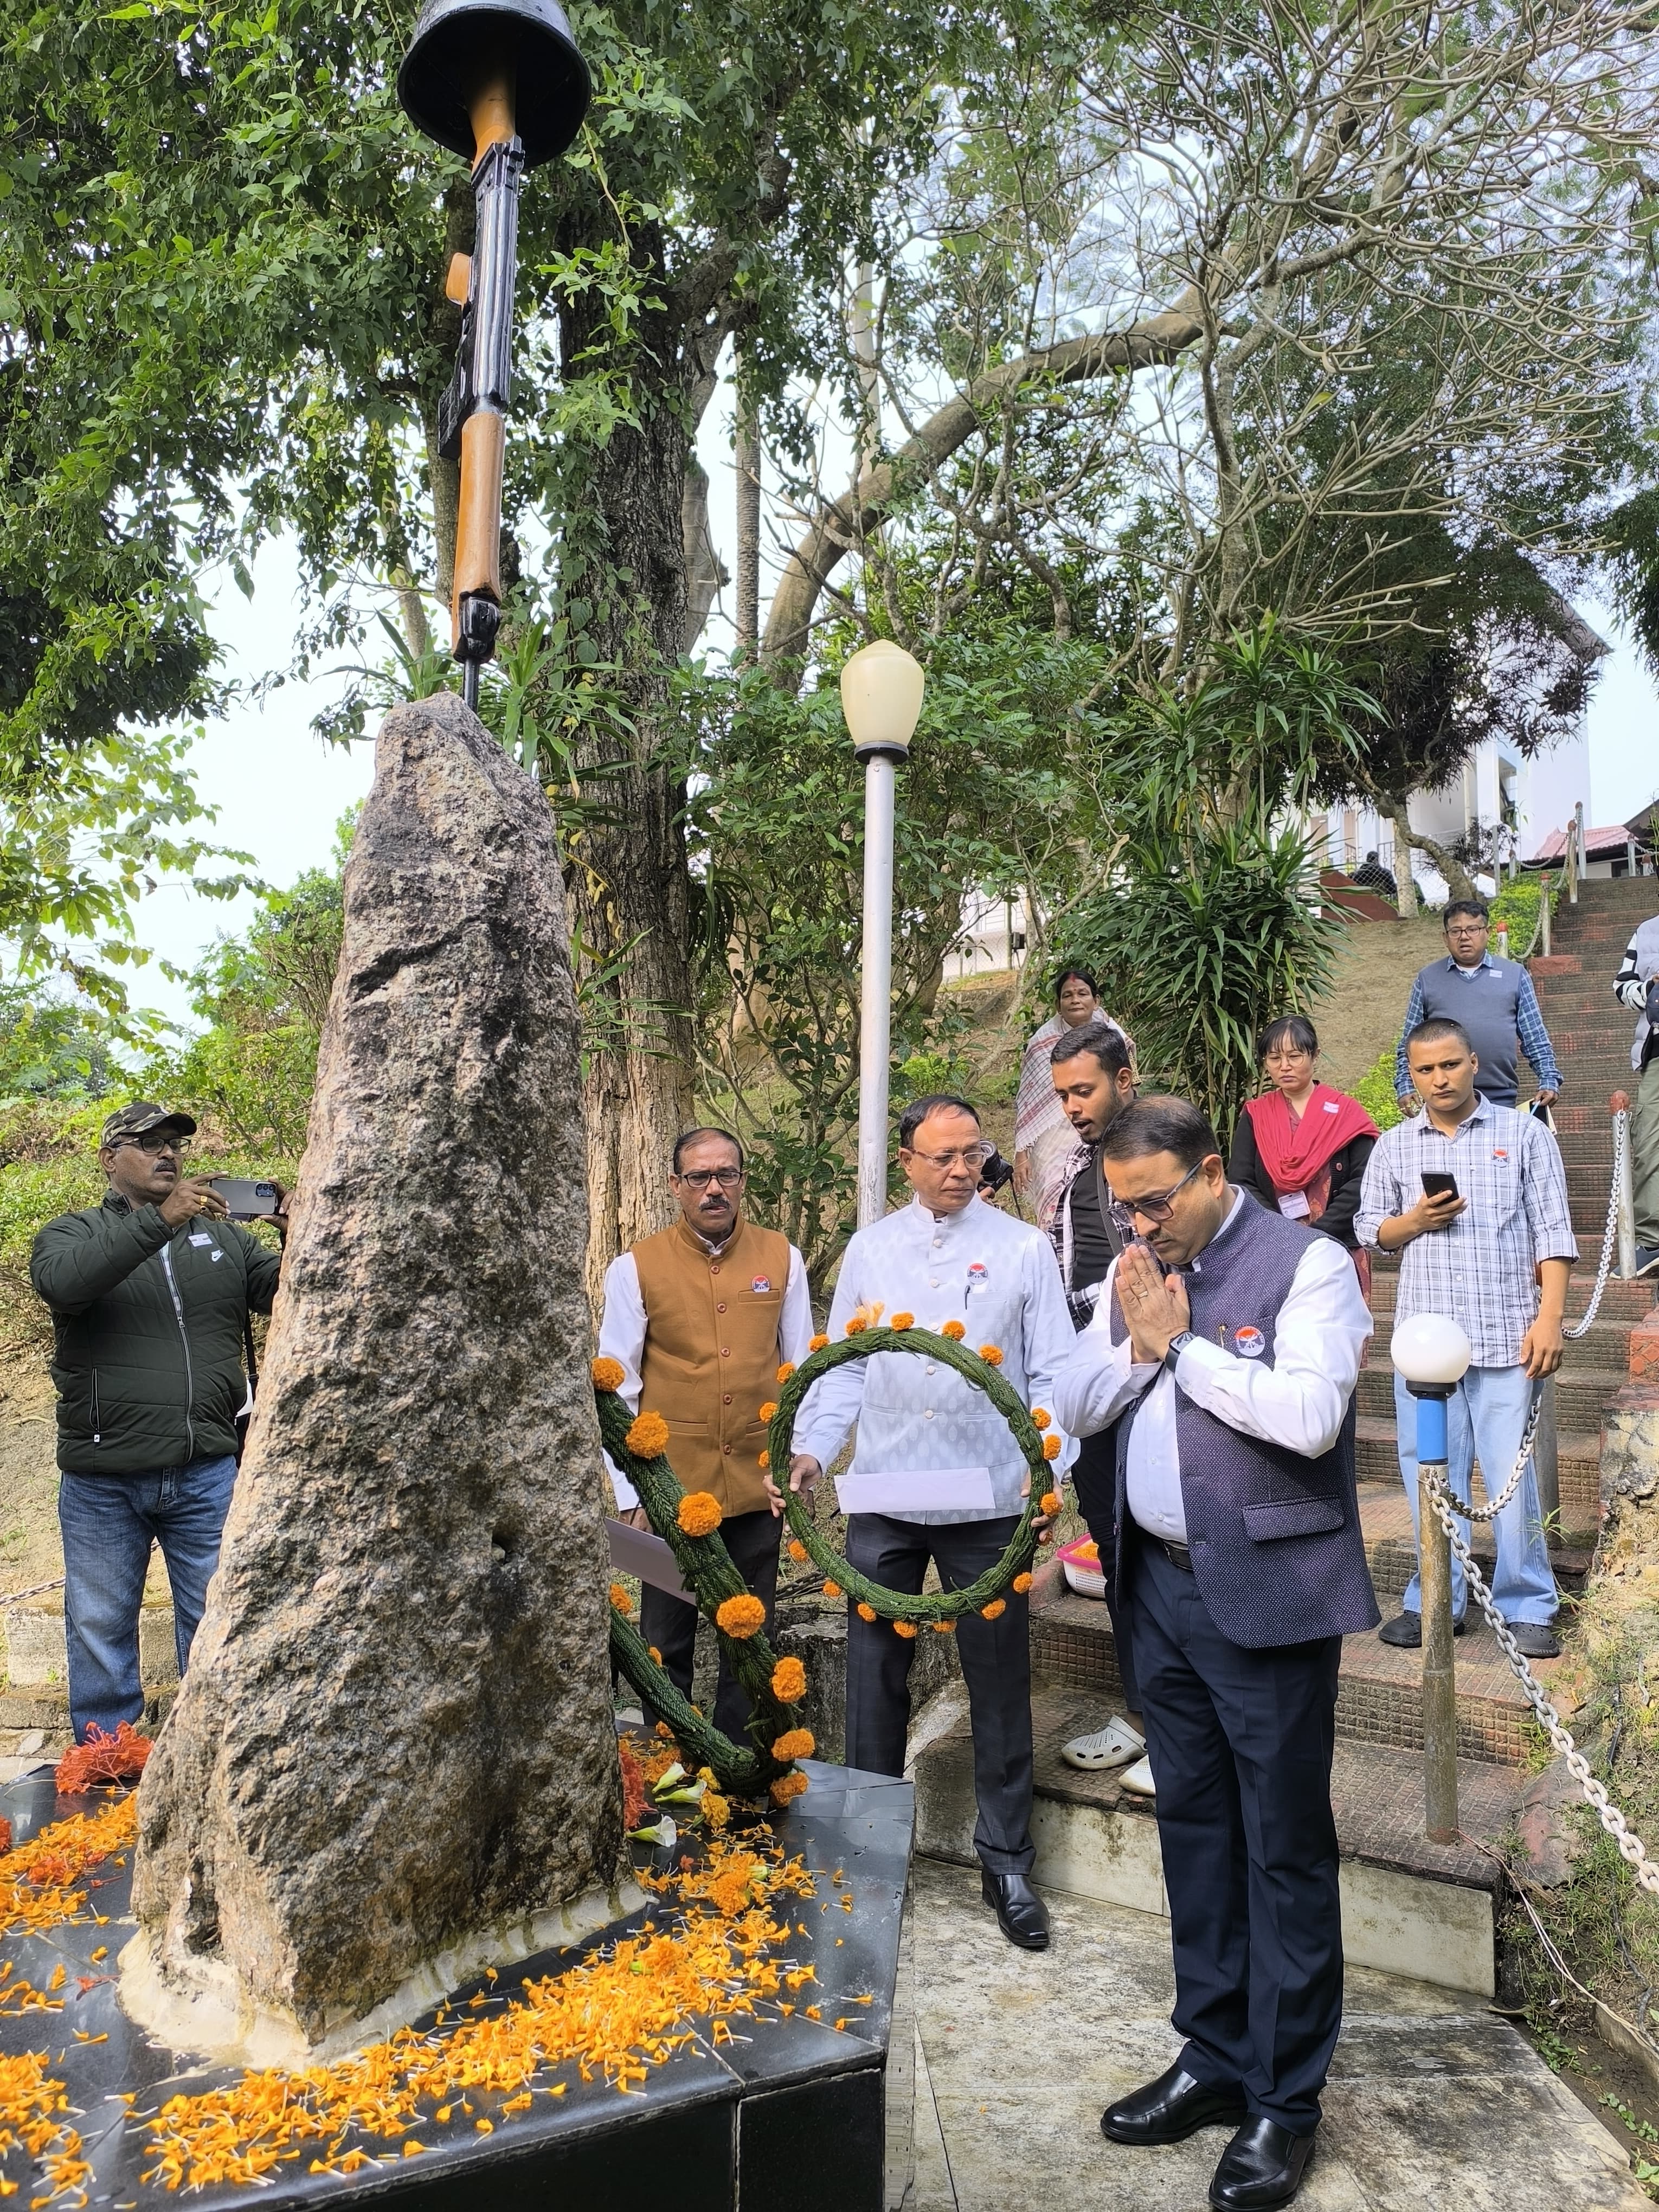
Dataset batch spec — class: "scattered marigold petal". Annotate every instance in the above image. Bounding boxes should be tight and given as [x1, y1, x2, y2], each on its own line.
[1042, 1433, 1062, 1461]
[857, 1602, 877, 1623]
[1012, 1572, 1034, 1593]
[715, 1594, 767, 1639]
[677, 1491, 724, 1537]
[591, 1356, 626, 1393]
[978, 1343, 1004, 1366]
[608, 1581, 634, 1615]
[981, 1599, 1007, 1621]
[54, 1722, 150, 1795]
[771, 1657, 808, 1702]
[625, 1411, 671, 1458]
[822, 1579, 843, 1599]
[940, 1319, 966, 1340]
[1031, 1406, 1051, 1431]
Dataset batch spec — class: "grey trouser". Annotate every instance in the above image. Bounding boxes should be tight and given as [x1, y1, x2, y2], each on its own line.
[844, 1511, 1035, 1874]
[1634, 1056, 1659, 1248]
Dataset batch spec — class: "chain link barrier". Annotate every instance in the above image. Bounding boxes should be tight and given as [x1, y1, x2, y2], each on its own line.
[1420, 1108, 1657, 1889]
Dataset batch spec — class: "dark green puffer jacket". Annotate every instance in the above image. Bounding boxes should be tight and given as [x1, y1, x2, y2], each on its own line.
[30, 1190, 282, 1476]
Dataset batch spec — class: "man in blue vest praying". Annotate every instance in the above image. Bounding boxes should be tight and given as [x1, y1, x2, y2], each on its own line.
[1054, 1096, 1375, 2212]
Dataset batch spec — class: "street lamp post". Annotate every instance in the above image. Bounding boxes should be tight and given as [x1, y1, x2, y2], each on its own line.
[839, 641, 926, 1229]
[1391, 1311, 1474, 1844]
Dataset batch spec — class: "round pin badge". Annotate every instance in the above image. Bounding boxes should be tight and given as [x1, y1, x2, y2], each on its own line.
[1234, 1325, 1266, 1359]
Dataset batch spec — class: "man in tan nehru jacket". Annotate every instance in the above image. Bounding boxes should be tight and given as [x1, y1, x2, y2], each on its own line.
[598, 1128, 814, 1737]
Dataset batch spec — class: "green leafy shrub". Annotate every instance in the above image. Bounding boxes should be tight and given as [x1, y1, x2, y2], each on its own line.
[1353, 1050, 1405, 1131]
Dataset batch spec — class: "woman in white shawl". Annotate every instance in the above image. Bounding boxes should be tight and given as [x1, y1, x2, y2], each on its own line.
[1013, 967, 1133, 1228]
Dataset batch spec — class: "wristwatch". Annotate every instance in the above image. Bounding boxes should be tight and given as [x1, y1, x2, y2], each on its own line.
[1163, 1329, 1195, 1374]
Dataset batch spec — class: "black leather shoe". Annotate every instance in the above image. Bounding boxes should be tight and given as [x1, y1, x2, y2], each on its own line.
[979, 1867, 1050, 1950]
[1101, 2061, 1248, 2146]
[1208, 2117, 1316, 2208]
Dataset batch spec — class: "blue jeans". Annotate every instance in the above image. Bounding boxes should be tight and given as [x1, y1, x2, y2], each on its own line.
[58, 1456, 238, 1741]
[1392, 1367, 1558, 1624]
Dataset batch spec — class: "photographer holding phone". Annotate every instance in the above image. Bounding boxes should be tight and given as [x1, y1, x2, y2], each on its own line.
[30, 1103, 288, 1741]
[1356, 1020, 1576, 1656]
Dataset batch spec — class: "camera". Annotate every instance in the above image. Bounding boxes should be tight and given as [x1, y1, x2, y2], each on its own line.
[976, 1147, 1015, 1198]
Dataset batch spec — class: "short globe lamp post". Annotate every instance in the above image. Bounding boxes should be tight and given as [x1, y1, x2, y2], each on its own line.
[397, 0, 592, 706]
[1391, 1312, 1472, 1843]
[840, 641, 926, 1230]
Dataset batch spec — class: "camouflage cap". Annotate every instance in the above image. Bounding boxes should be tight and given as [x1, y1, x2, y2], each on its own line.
[100, 1102, 198, 1147]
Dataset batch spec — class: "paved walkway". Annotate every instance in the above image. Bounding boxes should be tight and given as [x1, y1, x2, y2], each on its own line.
[904, 1860, 1645, 2211]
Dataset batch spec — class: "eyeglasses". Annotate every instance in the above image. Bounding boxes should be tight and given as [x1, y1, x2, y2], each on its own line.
[116, 1131, 190, 1157]
[676, 1167, 743, 1190]
[1108, 1157, 1206, 1229]
[1444, 922, 1487, 937]
[907, 1143, 994, 1169]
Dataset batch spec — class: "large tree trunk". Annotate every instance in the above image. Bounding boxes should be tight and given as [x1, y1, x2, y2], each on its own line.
[1382, 796, 1419, 917]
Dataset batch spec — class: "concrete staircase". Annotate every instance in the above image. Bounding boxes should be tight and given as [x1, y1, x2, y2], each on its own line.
[916, 874, 1659, 1996]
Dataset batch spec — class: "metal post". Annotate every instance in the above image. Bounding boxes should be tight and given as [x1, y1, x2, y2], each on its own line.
[857, 753, 897, 1230]
[1533, 1374, 1559, 1532]
[1413, 1385, 1459, 1843]
[1541, 877, 1551, 957]
[1614, 1093, 1637, 1280]
[1572, 802, 1584, 903]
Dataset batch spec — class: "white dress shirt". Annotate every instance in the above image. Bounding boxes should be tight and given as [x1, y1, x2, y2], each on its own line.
[793, 1194, 1077, 1525]
[1052, 1195, 1373, 1542]
[596, 1235, 814, 1509]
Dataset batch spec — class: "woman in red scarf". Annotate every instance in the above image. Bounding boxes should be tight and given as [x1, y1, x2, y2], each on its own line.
[1229, 1015, 1380, 1297]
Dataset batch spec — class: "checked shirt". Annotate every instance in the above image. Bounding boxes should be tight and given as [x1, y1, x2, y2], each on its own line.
[1354, 1098, 1577, 1368]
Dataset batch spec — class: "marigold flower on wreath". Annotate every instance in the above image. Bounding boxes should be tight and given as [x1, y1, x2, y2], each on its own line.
[931, 1617, 955, 1635]
[626, 1410, 671, 1458]
[771, 1728, 816, 1762]
[591, 1355, 626, 1393]
[608, 1580, 634, 1615]
[1040, 1491, 1062, 1517]
[677, 1491, 723, 1538]
[771, 1772, 809, 1806]
[857, 1602, 877, 1623]
[941, 1319, 966, 1340]
[1012, 1572, 1034, 1593]
[1042, 1432, 1063, 1461]
[716, 1593, 767, 1639]
[981, 1598, 1007, 1621]
[771, 1656, 808, 1703]
[758, 1400, 778, 1423]
[809, 1333, 829, 1352]
[787, 1538, 809, 1562]
[893, 1619, 918, 1639]
[1031, 1406, 1051, 1431]
[844, 1316, 867, 1335]
[891, 1311, 915, 1330]
[823, 1579, 843, 1599]
[777, 1362, 797, 1383]
[649, 1647, 664, 1664]
[978, 1343, 1004, 1366]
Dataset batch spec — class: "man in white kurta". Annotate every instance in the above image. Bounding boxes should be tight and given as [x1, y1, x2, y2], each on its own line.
[781, 1094, 1076, 1950]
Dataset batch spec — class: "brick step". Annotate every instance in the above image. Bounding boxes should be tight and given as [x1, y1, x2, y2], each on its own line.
[914, 1689, 1522, 1994]
[1357, 1361, 1617, 1429]
[1028, 1581, 1574, 1770]
[1545, 1032, 1644, 1061]
[1358, 1483, 1595, 1599]
[1366, 1269, 1655, 1324]
[1355, 1418, 1600, 1523]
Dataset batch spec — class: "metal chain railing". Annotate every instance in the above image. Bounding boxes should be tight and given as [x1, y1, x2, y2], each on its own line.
[0, 1575, 64, 1610]
[1423, 1476, 1659, 1897]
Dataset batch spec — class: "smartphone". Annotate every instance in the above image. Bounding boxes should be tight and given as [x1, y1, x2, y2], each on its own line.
[1420, 1171, 1459, 1203]
[209, 1176, 280, 1221]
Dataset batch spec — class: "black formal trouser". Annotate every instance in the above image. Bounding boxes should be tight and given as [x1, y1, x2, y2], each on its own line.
[1130, 1538, 1343, 2135]
[640, 1506, 781, 1744]
[845, 1512, 1034, 1875]
[1069, 1429, 1140, 1712]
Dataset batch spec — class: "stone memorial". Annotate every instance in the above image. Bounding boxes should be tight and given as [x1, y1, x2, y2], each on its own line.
[121, 693, 628, 2063]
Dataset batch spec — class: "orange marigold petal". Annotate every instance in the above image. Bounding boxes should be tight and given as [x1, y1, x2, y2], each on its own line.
[808, 1334, 829, 1352]
[857, 1602, 877, 1623]
[978, 1343, 1004, 1366]
[787, 1538, 809, 1562]
[844, 1316, 867, 1335]
[677, 1491, 724, 1538]
[891, 1312, 915, 1330]
[757, 1450, 770, 1468]
[758, 1400, 778, 1422]
[626, 1411, 671, 1458]
[893, 1619, 918, 1639]
[715, 1593, 767, 1639]
[822, 1579, 843, 1600]
[770, 1772, 809, 1806]
[771, 1728, 816, 1761]
[608, 1580, 634, 1615]
[931, 1617, 955, 1634]
[776, 1362, 797, 1382]
[940, 1319, 966, 1340]
[1031, 1406, 1052, 1431]
[1042, 1432, 1063, 1460]
[771, 1657, 808, 1702]
[1012, 1572, 1034, 1593]
[591, 1356, 627, 1393]
[981, 1598, 1007, 1621]
[1040, 1491, 1063, 1517]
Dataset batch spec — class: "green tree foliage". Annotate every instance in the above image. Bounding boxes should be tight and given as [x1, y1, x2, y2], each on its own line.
[0, 987, 115, 1101]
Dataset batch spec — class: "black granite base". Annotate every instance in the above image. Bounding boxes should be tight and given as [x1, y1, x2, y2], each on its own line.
[0, 1760, 912, 2211]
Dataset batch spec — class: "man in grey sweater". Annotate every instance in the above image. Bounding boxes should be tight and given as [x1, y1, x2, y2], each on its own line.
[1394, 898, 1560, 1115]
[1614, 910, 1659, 1276]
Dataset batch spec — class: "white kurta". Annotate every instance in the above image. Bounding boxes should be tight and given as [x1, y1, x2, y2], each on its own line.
[793, 1194, 1078, 1525]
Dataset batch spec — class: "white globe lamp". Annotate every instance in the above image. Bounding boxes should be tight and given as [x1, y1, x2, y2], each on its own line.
[1390, 1313, 1472, 1393]
[840, 639, 925, 762]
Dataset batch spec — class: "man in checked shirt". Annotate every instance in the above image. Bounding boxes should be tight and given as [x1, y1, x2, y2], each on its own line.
[1356, 1017, 1577, 1658]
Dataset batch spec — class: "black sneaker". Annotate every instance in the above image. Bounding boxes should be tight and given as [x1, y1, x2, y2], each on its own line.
[1635, 1245, 1659, 1281]
[1378, 1611, 1465, 1647]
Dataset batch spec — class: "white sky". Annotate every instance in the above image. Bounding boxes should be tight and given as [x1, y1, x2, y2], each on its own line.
[120, 385, 1659, 1031]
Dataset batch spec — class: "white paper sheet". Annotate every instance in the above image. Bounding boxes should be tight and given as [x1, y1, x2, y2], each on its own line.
[607, 1516, 691, 1598]
[835, 1466, 996, 1516]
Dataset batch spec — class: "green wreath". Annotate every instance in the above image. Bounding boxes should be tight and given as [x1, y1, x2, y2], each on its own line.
[596, 1382, 806, 1804]
[766, 1321, 1062, 1626]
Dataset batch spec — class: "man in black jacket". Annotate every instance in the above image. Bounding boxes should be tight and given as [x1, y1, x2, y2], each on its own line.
[30, 1103, 286, 1741]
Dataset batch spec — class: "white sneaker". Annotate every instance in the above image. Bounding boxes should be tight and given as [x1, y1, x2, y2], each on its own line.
[1060, 1718, 1145, 1772]
[1118, 1755, 1156, 1798]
